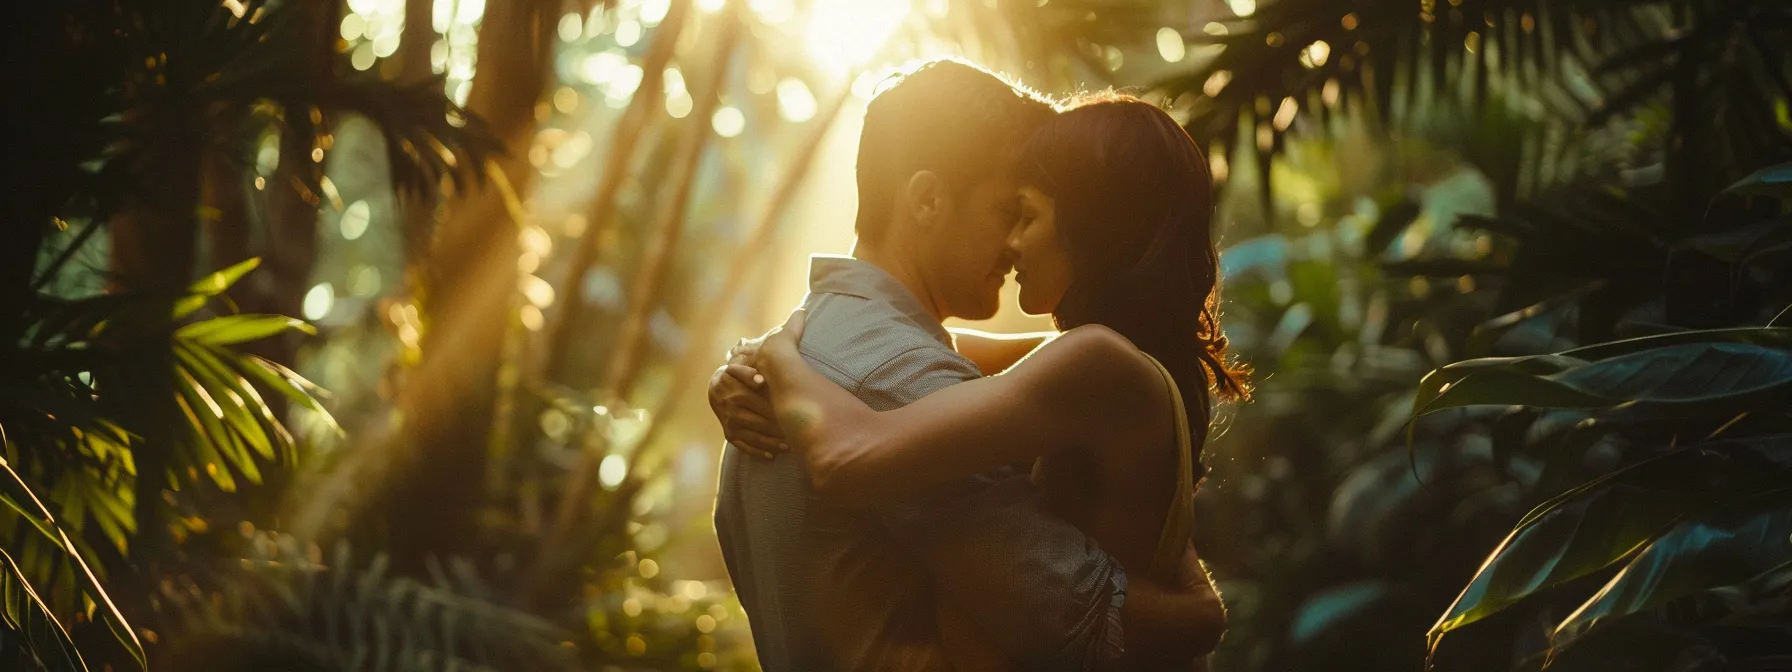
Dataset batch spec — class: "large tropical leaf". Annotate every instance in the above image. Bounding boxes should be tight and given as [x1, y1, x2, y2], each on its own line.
[1725, 162, 1792, 199]
[1535, 558, 1792, 672]
[1413, 340, 1792, 417]
[1549, 487, 1792, 651]
[1429, 434, 1792, 646]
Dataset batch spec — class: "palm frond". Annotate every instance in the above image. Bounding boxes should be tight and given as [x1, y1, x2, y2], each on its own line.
[0, 453, 142, 671]
[156, 537, 580, 672]
[1155, 0, 1780, 205]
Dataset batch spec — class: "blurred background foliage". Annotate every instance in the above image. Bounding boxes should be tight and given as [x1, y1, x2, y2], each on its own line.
[4, 0, 1788, 670]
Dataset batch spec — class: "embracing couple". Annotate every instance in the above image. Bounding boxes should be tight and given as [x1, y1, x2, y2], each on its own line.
[708, 58, 1249, 670]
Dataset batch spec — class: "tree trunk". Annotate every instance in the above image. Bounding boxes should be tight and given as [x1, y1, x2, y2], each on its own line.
[389, 0, 556, 573]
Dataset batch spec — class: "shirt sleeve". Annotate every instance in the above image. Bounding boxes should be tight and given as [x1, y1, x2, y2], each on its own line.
[857, 345, 1129, 670]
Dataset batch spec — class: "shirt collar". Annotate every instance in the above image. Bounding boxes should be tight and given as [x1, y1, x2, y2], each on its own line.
[807, 255, 951, 346]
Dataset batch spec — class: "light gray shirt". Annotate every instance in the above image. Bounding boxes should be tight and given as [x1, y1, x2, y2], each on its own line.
[714, 255, 1126, 671]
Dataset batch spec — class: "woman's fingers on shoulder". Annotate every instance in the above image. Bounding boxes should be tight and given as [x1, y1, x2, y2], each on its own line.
[724, 363, 764, 387]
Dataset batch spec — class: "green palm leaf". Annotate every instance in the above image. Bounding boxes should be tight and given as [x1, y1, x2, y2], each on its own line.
[0, 545, 87, 672]
[0, 456, 142, 670]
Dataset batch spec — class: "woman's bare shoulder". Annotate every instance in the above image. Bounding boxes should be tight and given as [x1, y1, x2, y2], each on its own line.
[1020, 325, 1170, 410]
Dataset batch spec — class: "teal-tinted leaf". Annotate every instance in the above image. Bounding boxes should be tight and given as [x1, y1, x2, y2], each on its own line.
[1539, 559, 1792, 672]
[0, 545, 87, 672]
[176, 314, 314, 346]
[1552, 342, 1792, 410]
[1292, 581, 1395, 646]
[1551, 487, 1792, 650]
[1724, 162, 1792, 197]
[1430, 435, 1792, 645]
[174, 258, 262, 319]
[1562, 327, 1792, 362]
[1415, 342, 1792, 417]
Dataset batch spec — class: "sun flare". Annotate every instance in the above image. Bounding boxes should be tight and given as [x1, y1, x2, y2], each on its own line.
[803, 0, 910, 74]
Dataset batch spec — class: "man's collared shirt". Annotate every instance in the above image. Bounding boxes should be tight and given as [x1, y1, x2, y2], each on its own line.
[714, 255, 1126, 671]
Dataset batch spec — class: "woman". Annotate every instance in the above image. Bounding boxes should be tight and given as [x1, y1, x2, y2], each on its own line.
[749, 94, 1248, 667]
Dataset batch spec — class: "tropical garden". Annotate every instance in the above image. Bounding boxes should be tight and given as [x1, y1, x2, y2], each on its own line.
[4, 0, 1787, 670]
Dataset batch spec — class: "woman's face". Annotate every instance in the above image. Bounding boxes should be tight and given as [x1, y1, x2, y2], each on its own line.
[1007, 185, 1075, 316]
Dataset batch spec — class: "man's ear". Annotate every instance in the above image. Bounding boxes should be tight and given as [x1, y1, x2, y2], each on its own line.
[904, 170, 945, 228]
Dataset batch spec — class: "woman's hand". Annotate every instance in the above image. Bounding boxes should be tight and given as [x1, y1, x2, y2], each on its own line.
[706, 356, 784, 459]
[746, 310, 823, 448]
[743, 310, 880, 496]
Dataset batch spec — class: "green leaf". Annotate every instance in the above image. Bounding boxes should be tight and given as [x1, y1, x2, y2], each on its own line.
[0, 545, 88, 672]
[174, 392, 238, 492]
[230, 355, 341, 436]
[177, 343, 283, 461]
[174, 257, 262, 319]
[1723, 162, 1792, 197]
[0, 458, 144, 668]
[176, 314, 315, 346]
[1550, 487, 1792, 650]
[1429, 435, 1792, 646]
[176, 367, 261, 486]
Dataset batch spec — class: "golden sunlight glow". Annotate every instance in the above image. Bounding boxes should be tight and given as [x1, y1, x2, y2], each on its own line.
[750, 0, 796, 24]
[804, 0, 909, 74]
[776, 78, 817, 122]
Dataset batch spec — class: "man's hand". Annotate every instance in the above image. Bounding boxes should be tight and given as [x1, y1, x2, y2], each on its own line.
[708, 340, 785, 459]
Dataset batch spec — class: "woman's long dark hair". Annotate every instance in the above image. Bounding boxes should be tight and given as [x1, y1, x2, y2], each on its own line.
[1019, 94, 1250, 456]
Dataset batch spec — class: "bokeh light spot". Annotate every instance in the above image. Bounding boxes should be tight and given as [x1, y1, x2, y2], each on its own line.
[711, 106, 745, 138]
[1157, 27, 1186, 62]
[302, 283, 335, 321]
[600, 454, 628, 488]
[339, 200, 371, 240]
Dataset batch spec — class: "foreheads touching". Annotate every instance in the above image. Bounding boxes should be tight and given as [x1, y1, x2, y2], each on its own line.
[852, 58, 1057, 243]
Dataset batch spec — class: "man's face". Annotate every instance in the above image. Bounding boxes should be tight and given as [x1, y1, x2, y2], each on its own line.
[919, 173, 1020, 320]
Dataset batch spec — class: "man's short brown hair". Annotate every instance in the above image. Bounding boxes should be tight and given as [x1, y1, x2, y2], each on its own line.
[854, 59, 1057, 240]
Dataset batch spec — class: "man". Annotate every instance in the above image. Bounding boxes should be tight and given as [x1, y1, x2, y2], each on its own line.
[711, 59, 1223, 670]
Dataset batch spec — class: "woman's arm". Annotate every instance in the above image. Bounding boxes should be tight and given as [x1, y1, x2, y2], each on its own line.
[755, 312, 1167, 504]
[947, 327, 1057, 376]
